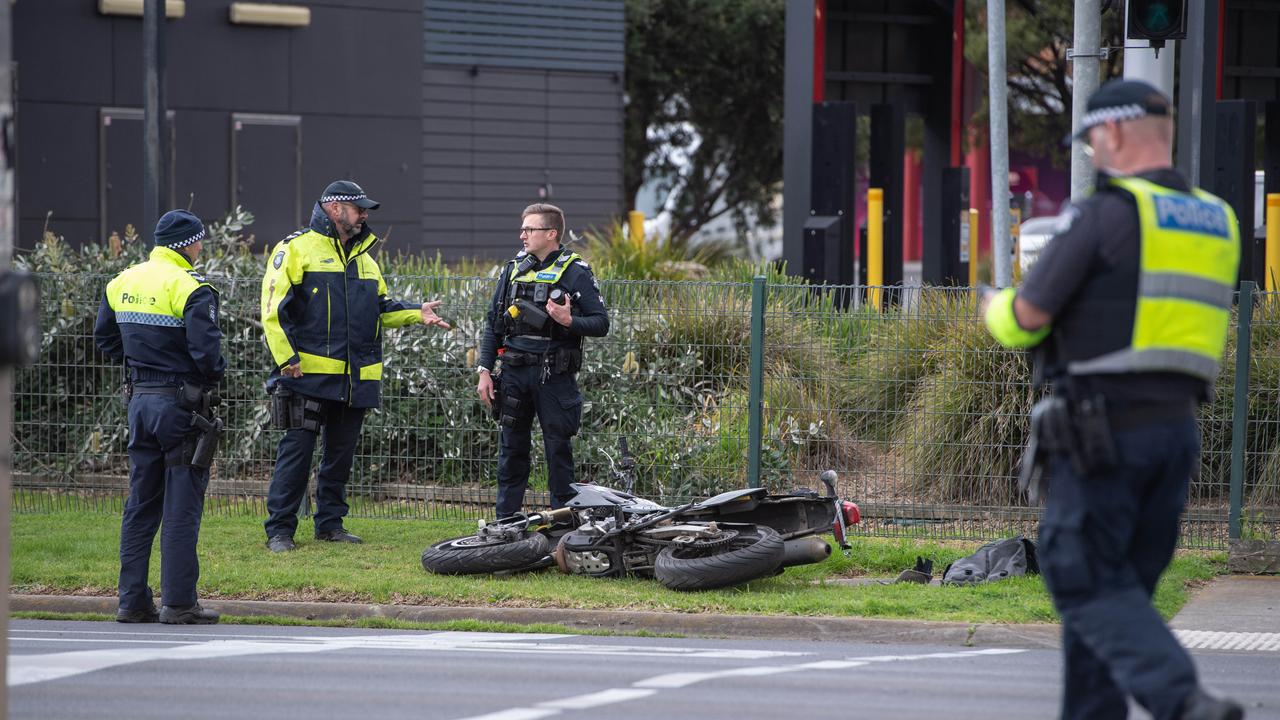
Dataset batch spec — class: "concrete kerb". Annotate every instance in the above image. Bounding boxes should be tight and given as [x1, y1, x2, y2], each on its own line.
[8, 594, 1062, 649]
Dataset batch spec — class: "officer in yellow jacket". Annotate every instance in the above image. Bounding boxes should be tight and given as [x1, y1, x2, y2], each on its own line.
[94, 209, 224, 625]
[261, 181, 450, 552]
[982, 80, 1243, 720]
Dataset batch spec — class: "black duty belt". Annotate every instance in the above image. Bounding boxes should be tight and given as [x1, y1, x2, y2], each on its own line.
[131, 385, 180, 397]
[1108, 398, 1197, 430]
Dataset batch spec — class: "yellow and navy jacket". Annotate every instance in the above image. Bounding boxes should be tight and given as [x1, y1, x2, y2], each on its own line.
[260, 202, 421, 409]
[94, 246, 225, 385]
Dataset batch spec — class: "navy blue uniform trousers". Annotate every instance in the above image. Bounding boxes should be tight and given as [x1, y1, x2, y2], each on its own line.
[119, 392, 207, 612]
[495, 363, 583, 518]
[264, 399, 365, 539]
[1040, 415, 1200, 720]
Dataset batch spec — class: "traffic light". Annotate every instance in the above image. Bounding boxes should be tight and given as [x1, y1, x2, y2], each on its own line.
[1127, 0, 1188, 44]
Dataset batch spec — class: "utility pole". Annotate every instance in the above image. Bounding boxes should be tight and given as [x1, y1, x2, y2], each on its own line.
[1070, 0, 1103, 202]
[0, 0, 14, 711]
[143, 0, 167, 235]
[987, 0, 1012, 287]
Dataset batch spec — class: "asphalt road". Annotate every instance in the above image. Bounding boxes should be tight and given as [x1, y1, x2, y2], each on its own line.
[9, 620, 1278, 720]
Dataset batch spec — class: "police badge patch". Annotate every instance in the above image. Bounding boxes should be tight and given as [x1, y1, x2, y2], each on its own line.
[273, 250, 286, 269]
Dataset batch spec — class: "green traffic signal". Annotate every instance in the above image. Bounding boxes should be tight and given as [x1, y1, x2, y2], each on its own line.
[1127, 0, 1188, 41]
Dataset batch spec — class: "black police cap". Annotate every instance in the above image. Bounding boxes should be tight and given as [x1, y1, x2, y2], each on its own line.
[1065, 78, 1172, 145]
[319, 180, 380, 210]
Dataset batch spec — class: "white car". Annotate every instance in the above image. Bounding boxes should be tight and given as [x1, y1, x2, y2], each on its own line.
[1017, 215, 1062, 273]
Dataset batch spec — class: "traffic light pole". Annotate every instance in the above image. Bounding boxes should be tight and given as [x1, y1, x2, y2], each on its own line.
[1070, 0, 1103, 202]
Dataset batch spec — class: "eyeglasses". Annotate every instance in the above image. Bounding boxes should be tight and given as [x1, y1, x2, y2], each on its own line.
[519, 227, 553, 235]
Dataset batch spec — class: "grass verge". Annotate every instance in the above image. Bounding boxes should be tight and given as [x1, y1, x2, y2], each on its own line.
[12, 511, 1223, 625]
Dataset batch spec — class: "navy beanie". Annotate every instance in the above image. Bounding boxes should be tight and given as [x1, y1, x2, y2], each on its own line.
[153, 210, 206, 250]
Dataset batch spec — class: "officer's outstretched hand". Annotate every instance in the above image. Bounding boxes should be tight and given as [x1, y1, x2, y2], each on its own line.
[420, 300, 452, 330]
[547, 295, 572, 327]
[477, 371, 495, 408]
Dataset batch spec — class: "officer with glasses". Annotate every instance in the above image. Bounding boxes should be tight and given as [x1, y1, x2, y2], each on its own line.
[476, 203, 609, 518]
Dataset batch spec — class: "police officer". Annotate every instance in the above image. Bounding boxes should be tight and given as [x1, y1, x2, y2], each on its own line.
[94, 209, 224, 625]
[261, 180, 451, 553]
[982, 80, 1243, 720]
[477, 203, 609, 518]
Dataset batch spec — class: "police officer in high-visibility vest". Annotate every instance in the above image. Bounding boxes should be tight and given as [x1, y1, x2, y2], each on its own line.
[94, 209, 224, 625]
[477, 203, 609, 518]
[981, 80, 1243, 720]
[261, 180, 451, 553]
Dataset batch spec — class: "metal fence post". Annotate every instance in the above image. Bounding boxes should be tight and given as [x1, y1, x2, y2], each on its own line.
[748, 275, 766, 487]
[1229, 280, 1255, 540]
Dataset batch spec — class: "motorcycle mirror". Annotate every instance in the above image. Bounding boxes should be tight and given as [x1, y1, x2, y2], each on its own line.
[819, 470, 838, 497]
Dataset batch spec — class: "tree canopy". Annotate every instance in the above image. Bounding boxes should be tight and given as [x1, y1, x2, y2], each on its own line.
[624, 0, 784, 242]
[965, 0, 1125, 166]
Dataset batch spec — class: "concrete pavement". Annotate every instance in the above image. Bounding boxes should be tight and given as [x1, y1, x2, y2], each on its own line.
[9, 574, 1277, 650]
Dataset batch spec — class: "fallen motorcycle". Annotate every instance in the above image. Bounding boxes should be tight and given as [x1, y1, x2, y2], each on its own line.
[421, 440, 861, 591]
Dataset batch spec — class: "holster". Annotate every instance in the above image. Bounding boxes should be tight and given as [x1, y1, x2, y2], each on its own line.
[268, 383, 324, 433]
[165, 384, 223, 468]
[489, 371, 503, 423]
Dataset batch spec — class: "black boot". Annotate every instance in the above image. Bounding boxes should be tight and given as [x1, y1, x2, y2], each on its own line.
[1181, 689, 1245, 720]
[159, 603, 220, 625]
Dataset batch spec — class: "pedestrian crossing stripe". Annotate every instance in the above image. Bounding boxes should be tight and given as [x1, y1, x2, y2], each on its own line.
[1174, 630, 1280, 652]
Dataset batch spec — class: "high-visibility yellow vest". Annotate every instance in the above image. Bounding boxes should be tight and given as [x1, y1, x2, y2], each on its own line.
[1067, 177, 1240, 382]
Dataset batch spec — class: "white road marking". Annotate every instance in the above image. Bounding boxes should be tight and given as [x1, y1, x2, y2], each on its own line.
[537, 689, 657, 709]
[9, 640, 337, 687]
[450, 647, 1028, 720]
[7, 629, 801, 687]
[1175, 630, 1280, 652]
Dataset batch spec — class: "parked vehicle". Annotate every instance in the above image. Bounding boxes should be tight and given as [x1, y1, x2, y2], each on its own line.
[421, 440, 861, 591]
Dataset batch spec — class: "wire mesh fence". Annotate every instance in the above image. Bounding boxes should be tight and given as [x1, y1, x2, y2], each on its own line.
[14, 268, 1279, 548]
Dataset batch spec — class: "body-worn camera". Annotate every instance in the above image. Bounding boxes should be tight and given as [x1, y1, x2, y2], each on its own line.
[0, 269, 40, 368]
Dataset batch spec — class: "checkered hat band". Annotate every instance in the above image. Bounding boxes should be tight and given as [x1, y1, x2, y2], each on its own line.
[321, 194, 367, 203]
[165, 227, 206, 249]
[1081, 104, 1147, 129]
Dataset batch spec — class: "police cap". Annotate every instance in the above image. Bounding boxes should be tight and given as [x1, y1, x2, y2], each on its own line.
[319, 180, 380, 210]
[153, 209, 206, 249]
[1066, 78, 1172, 145]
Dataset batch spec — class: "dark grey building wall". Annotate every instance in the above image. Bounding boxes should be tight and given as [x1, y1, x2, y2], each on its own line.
[15, 0, 423, 253]
[423, 0, 624, 261]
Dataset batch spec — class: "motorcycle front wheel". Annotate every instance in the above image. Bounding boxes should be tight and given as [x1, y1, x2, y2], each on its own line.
[421, 532, 551, 575]
[653, 525, 785, 591]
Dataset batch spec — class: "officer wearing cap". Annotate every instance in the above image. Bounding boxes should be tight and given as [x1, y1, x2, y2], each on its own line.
[477, 203, 608, 518]
[260, 180, 451, 553]
[94, 209, 225, 625]
[981, 79, 1243, 720]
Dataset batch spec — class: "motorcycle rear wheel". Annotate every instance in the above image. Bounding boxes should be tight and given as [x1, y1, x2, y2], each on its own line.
[654, 525, 785, 591]
[421, 532, 551, 575]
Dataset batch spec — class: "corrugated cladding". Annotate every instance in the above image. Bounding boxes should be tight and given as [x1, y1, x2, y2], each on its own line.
[423, 0, 625, 261]
[425, 0, 624, 73]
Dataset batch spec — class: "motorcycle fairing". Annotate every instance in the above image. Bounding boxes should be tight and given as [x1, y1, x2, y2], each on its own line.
[567, 483, 664, 512]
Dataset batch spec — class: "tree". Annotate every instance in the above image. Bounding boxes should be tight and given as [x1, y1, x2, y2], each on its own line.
[625, 0, 784, 242]
[965, 1, 1125, 166]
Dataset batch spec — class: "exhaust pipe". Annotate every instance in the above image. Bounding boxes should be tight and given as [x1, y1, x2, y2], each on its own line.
[781, 535, 832, 568]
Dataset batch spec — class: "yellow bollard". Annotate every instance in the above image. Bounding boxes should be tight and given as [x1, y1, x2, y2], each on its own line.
[968, 208, 979, 288]
[1267, 193, 1280, 293]
[627, 210, 645, 249]
[1011, 207, 1022, 284]
[867, 188, 884, 311]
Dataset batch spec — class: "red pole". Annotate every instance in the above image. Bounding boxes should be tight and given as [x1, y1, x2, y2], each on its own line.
[813, 0, 826, 102]
[949, 0, 963, 166]
[1216, 0, 1225, 100]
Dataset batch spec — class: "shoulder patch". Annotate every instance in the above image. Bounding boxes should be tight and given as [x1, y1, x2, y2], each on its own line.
[575, 260, 589, 268]
[273, 249, 286, 269]
[282, 229, 306, 244]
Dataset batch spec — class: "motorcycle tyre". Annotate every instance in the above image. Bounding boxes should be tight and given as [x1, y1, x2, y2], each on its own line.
[421, 532, 551, 575]
[654, 526, 785, 591]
